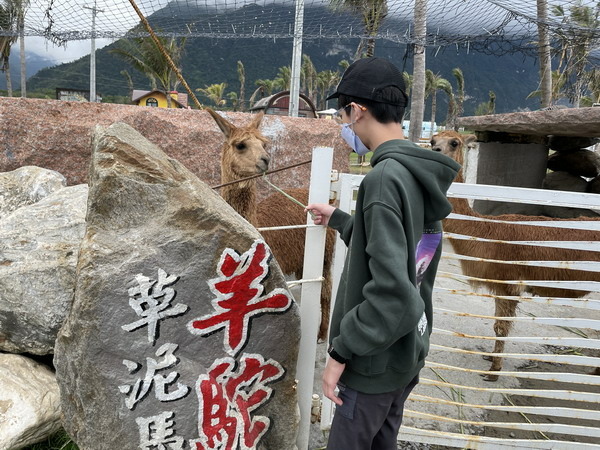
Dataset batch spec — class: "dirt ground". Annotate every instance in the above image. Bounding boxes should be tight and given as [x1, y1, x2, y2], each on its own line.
[306, 241, 600, 449]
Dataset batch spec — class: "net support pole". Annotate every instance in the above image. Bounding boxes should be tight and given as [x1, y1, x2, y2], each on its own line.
[289, 0, 304, 117]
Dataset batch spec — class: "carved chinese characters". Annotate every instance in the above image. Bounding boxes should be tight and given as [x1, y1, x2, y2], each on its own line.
[54, 123, 300, 450]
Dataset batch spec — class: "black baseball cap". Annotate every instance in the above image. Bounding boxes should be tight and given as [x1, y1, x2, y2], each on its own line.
[326, 57, 408, 106]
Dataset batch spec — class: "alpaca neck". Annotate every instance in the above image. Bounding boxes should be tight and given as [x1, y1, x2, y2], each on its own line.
[221, 181, 258, 225]
[449, 168, 481, 217]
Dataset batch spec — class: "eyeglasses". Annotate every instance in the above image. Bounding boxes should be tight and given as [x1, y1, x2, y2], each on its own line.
[333, 104, 351, 124]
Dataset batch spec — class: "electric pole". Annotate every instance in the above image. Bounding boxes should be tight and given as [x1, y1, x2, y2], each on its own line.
[289, 0, 304, 117]
[83, 1, 104, 102]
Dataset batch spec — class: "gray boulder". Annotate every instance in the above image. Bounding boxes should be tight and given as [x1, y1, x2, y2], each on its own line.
[54, 123, 300, 450]
[0, 166, 66, 220]
[0, 184, 88, 354]
[0, 353, 62, 450]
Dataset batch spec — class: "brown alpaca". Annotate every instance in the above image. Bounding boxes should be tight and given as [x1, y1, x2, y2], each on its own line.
[431, 130, 600, 381]
[206, 108, 334, 340]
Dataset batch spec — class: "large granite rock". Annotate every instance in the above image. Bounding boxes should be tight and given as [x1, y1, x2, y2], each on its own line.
[0, 353, 62, 449]
[457, 107, 600, 137]
[0, 184, 88, 355]
[0, 98, 349, 198]
[0, 166, 66, 220]
[54, 123, 300, 450]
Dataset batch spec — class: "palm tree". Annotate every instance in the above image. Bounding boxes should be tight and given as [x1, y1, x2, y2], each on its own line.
[409, 0, 427, 142]
[0, 1, 17, 96]
[301, 55, 317, 102]
[425, 70, 446, 134]
[247, 79, 276, 108]
[551, 1, 600, 107]
[475, 91, 496, 116]
[527, 69, 568, 104]
[227, 91, 239, 111]
[274, 65, 292, 91]
[438, 79, 456, 127]
[452, 68, 465, 128]
[110, 34, 186, 108]
[536, 0, 552, 107]
[329, 0, 388, 59]
[317, 70, 340, 109]
[197, 82, 227, 107]
[237, 61, 246, 111]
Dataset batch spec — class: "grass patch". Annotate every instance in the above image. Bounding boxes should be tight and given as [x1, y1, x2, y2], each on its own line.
[22, 429, 78, 450]
[349, 151, 373, 174]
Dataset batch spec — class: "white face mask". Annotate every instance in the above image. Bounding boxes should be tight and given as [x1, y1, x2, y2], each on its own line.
[340, 122, 370, 156]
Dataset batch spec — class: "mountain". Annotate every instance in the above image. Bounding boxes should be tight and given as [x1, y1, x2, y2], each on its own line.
[25, 3, 542, 118]
[0, 51, 56, 91]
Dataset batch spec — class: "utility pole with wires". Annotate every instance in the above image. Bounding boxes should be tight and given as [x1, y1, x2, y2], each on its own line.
[83, 1, 104, 103]
[289, 0, 304, 117]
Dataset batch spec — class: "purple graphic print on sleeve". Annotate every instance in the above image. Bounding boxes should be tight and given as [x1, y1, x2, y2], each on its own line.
[415, 229, 442, 289]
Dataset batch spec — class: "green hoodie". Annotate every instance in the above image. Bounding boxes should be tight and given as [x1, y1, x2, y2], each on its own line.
[328, 139, 461, 394]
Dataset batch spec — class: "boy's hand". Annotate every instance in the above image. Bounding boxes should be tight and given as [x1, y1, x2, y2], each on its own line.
[305, 203, 336, 226]
[322, 358, 346, 406]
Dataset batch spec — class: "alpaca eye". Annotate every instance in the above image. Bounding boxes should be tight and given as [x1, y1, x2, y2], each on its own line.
[451, 141, 459, 147]
[236, 143, 246, 151]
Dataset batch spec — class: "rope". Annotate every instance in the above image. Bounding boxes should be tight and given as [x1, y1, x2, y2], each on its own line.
[211, 158, 312, 189]
[127, 0, 203, 110]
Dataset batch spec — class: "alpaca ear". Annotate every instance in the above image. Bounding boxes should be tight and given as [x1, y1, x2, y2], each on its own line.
[206, 107, 235, 138]
[250, 111, 264, 130]
[464, 134, 478, 146]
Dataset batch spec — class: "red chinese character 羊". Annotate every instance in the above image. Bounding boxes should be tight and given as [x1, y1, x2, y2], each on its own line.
[188, 241, 292, 357]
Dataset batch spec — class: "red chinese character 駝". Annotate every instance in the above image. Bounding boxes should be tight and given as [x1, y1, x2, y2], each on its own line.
[190, 354, 285, 450]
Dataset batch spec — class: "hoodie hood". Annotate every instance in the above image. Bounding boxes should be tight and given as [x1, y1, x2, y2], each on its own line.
[371, 139, 461, 222]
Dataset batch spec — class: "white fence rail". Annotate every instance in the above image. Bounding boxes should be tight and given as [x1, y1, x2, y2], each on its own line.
[321, 176, 600, 449]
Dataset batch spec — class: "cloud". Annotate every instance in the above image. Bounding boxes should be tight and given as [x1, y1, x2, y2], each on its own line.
[24, 36, 114, 64]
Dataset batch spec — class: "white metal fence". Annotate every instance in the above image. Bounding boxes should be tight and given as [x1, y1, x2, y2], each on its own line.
[320, 174, 600, 449]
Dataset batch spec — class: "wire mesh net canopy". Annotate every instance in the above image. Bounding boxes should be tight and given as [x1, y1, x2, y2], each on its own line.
[10, 0, 600, 49]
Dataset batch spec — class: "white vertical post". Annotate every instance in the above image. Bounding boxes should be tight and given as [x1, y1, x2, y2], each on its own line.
[289, 0, 304, 117]
[295, 146, 333, 450]
[84, 1, 104, 102]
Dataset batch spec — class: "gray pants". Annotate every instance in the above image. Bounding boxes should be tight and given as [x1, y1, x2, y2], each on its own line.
[326, 375, 419, 450]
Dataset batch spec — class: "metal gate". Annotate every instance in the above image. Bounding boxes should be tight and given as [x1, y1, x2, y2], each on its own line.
[321, 174, 600, 449]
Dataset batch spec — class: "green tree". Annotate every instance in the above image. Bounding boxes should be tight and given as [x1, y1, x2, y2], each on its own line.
[317, 69, 340, 109]
[580, 69, 600, 106]
[301, 54, 318, 102]
[237, 60, 246, 111]
[0, 0, 17, 96]
[527, 69, 568, 105]
[197, 82, 228, 107]
[329, 0, 388, 59]
[425, 70, 446, 133]
[475, 91, 496, 116]
[274, 65, 291, 91]
[452, 67, 465, 127]
[439, 78, 456, 127]
[551, 1, 600, 107]
[227, 91, 239, 111]
[110, 34, 187, 108]
[409, 0, 427, 142]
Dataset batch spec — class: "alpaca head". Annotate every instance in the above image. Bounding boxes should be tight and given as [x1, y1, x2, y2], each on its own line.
[206, 108, 271, 183]
[430, 131, 477, 166]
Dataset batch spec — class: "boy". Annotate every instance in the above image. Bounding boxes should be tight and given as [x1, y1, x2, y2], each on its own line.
[306, 57, 461, 449]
